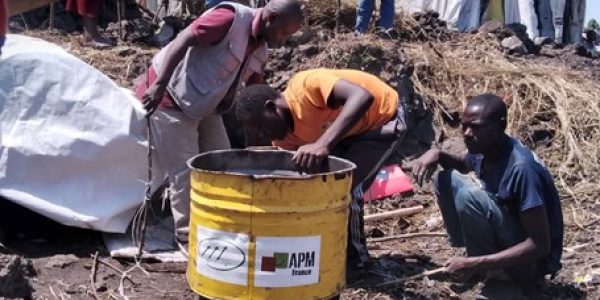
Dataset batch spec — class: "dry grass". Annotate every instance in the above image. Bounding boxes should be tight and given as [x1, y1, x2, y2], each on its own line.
[403, 33, 600, 246]
[22, 30, 157, 88]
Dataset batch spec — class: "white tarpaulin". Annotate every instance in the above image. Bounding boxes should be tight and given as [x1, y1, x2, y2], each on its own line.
[0, 34, 148, 233]
[397, 0, 481, 32]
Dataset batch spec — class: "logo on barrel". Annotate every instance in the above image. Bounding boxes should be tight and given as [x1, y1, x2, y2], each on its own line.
[198, 238, 246, 271]
[260, 251, 316, 276]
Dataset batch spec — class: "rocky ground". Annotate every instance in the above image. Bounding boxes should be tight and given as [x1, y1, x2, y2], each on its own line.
[2, 2, 600, 300]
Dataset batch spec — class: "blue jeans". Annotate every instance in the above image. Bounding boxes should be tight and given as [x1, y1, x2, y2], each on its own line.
[435, 170, 526, 257]
[355, 0, 395, 33]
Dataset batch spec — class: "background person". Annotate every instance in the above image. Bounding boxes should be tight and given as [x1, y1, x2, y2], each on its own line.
[411, 94, 564, 281]
[65, 0, 114, 47]
[355, 0, 395, 36]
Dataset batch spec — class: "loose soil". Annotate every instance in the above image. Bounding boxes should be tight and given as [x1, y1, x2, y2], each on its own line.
[2, 2, 599, 299]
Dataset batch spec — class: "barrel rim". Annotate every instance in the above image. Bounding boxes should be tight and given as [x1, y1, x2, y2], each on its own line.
[187, 149, 356, 179]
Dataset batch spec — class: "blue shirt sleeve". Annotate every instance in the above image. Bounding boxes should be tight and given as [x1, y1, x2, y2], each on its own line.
[506, 164, 546, 211]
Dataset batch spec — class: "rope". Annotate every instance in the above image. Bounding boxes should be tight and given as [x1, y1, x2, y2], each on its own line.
[132, 66, 154, 258]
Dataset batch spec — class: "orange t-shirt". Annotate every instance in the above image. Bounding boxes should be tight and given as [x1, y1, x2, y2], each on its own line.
[273, 69, 399, 150]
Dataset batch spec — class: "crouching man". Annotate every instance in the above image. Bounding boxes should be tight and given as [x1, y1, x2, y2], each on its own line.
[236, 68, 415, 268]
[412, 94, 563, 281]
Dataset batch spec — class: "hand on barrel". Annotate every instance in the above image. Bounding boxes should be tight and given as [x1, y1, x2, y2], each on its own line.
[293, 142, 329, 173]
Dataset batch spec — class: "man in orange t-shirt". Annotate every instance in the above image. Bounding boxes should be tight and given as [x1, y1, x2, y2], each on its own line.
[236, 68, 413, 267]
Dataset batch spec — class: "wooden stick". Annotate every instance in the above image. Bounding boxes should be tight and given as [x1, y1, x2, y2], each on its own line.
[49, 3, 54, 30]
[585, 216, 600, 227]
[90, 251, 100, 300]
[19, 14, 30, 31]
[368, 232, 447, 243]
[335, 0, 341, 33]
[364, 205, 425, 222]
[564, 241, 600, 253]
[117, 0, 123, 41]
[376, 267, 447, 287]
[96, 257, 136, 284]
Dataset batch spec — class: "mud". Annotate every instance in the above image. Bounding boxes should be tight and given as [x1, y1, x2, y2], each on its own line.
[0, 254, 34, 299]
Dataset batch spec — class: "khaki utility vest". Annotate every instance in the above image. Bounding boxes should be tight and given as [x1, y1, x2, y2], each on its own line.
[152, 2, 268, 120]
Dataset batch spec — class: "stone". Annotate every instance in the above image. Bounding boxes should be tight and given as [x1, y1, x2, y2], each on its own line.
[479, 20, 503, 34]
[501, 36, 528, 55]
[45, 254, 79, 269]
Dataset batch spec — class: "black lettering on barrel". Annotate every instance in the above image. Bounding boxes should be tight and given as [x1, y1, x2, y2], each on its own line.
[306, 252, 315, 267]
[289, 253, 297, 268]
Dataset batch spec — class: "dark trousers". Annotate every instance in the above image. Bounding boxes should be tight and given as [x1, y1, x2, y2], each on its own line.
[332, 133, 398, 264]
[340, 72, 415, 265]
[436, 169, 543, 280]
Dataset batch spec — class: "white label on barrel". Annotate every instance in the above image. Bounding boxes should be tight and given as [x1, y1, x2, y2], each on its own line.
[254, 236, 321, 287]
[196, 225, 249, 286]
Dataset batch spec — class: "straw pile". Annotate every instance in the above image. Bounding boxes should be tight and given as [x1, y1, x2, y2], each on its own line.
[404, 34, 600, 238]
[21, 31, 157, 88]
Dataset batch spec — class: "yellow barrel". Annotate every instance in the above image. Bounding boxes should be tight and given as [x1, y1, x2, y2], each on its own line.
[186, 149, 355, 300]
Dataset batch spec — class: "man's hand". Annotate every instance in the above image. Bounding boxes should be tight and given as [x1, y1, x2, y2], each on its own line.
[411, 148, 440, 186]
[142, 82, 166, 116]
[446, 256, 479, 279]
[293, 142, 329, 173]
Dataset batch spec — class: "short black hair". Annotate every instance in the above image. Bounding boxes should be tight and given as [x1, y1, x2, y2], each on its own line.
[236, 84, 279, 125]
[265, 0, 304, 23]
[467, 93, 508, 130]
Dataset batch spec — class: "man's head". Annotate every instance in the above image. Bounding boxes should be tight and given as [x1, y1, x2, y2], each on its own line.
[261, 0, 303, 48]
[236, 84, 289, 141]
[461, 94, 508, 154]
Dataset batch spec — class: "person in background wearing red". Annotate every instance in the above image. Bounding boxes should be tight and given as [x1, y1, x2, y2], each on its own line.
[0, 0, 7, 54]
[65, 0, 114, 47]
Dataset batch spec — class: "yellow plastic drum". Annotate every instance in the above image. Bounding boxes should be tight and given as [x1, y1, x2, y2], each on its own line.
[186, 149, 355, 300]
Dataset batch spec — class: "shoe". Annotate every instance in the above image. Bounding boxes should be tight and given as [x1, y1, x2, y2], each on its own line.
[377, 28, 398, 40]
[81, 35, 116, 49]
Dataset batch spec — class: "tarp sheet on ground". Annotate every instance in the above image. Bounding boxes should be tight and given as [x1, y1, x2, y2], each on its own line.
[0, 34, 147, 233]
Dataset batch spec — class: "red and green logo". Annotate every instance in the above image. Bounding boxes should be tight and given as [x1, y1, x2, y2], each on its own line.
[260, 251, 316, 272]
[261, 252, 288, 272]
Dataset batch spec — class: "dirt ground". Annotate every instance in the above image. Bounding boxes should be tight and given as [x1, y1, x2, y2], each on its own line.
[3, 2, 600, 300]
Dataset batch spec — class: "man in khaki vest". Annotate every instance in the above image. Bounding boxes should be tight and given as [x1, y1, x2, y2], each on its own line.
[134, 0, 303, 254]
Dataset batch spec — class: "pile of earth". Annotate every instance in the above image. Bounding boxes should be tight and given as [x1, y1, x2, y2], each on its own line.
[0, 254, 35, 299]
